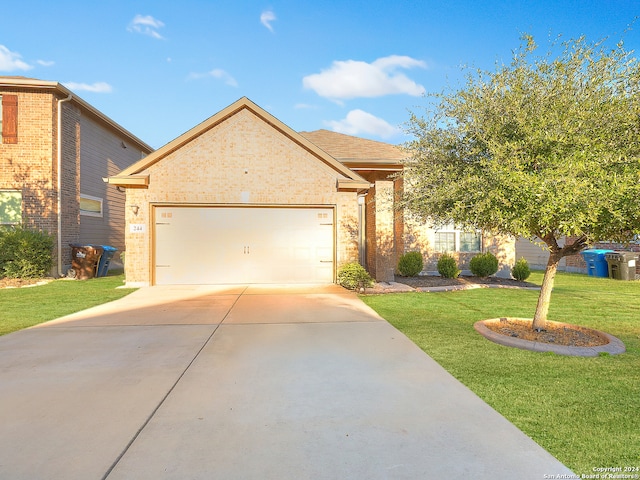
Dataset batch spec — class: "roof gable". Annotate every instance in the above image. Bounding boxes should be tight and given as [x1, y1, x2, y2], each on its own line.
[109, 97, 369, 190]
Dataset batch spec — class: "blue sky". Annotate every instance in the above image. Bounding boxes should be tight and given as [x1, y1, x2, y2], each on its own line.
[1, 1, 639, 149]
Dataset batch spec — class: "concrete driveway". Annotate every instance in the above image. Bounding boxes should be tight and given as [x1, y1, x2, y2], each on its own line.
[0, 285, 573, 479]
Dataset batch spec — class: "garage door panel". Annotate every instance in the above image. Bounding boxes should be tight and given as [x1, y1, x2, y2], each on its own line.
[154, 207, 334, 285]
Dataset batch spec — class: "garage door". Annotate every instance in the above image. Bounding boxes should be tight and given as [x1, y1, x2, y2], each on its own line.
[154, 206, 335, 285]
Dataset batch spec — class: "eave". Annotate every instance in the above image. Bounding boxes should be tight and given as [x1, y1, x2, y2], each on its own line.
[103, 175, 149, 188]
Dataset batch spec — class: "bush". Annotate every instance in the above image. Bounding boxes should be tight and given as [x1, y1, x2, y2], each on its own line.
[0, 227, 54, 278]
[397, 251, 424, 277]
[337, 262, 374, 291]
[437, 254, 460, 279]
[469, 252, 499, 278]
[512, 257, 531, 281]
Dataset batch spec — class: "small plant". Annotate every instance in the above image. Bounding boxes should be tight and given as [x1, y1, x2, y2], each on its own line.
[337, 262, 374, 291]
[511, 257, 531, 281]
[397, 251, 424, 277]
[437, 254, 460, 279]
[469, 252, 499, 278]
[0, 227, 54, 278]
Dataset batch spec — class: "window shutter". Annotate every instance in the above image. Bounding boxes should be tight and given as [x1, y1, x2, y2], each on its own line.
[2, 94, 18, 144]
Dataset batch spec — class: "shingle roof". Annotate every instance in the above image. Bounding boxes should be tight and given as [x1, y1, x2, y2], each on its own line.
[299, 129, 406, 168]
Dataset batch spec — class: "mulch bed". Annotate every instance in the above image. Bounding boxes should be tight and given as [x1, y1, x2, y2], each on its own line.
[0, 277, 53, 289]
[483, 318, 608, 347]
[395, 275, 536, 289]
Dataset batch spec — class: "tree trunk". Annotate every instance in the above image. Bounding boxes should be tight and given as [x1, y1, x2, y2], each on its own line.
[531, 253, 562, 331]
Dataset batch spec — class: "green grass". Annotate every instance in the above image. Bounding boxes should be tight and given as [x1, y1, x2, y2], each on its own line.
[361, 271, 640, 475]
[0, 273, 136, 335]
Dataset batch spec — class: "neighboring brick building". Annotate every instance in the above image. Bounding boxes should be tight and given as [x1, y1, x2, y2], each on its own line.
[0, 77, 153, 276]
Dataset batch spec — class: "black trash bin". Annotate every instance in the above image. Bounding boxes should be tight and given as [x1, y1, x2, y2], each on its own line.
[605, 251, 637, 280]
[96, 246, 117, 277]
[69, 244, 103, 279]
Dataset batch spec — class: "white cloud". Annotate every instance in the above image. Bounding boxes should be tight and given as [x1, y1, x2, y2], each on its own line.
[326, 109, 399, 139]
[128, 14, 165, 39]
[63, 82, 113, 93]
[303, 55, 426, 101]
[260, 10, 276, 32]
[188, 69, 238, 87]
[36, 59, 55, 67]
[0, 45, 32, 72]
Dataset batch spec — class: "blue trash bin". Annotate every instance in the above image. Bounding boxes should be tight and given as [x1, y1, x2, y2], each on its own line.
[580, 249, 613, 277]
[96, 245, 117, 277]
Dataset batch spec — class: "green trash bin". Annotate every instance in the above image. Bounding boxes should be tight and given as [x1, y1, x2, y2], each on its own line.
[605, 251, 637, 280]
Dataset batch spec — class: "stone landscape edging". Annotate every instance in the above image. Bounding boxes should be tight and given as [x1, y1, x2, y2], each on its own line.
[474, 318, 626, 357]
[366, 281, 540, 294]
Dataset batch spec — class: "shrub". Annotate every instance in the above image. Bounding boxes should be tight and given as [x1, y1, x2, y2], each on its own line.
[337, 262, 374, 291]
[437, 254, 460, 279]
[469, 252, 499, 278]
[0, 227, 54, 278]
[512, 257, 531, 281]
[397, 251, 424, 277]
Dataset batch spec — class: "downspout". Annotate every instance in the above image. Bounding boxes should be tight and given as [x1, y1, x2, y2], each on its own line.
[358, 193, 367, 267]
[57, 93, 73, 277]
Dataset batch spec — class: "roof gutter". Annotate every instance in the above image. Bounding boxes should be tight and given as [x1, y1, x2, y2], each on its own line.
[57, 93, 73, 277]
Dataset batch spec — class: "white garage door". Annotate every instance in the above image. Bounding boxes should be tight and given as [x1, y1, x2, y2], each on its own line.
[154, 206, 335, 285]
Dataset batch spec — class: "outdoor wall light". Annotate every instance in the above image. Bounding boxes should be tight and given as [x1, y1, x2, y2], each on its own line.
[130, 205, 140, 215]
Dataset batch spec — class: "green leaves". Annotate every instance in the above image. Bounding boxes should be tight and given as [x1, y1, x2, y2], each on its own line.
[402, 33, 640, 245]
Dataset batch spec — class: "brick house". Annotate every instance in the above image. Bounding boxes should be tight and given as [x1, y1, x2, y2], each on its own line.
[107, 97, 515, 286]
[0, 76, 153, 276]
[301, 130, 515, 281]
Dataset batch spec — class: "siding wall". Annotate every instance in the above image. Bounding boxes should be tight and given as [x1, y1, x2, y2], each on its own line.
[79, 114, 145, 258]
[515, 237, 567, 271]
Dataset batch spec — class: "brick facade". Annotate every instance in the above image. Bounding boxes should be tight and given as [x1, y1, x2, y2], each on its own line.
[403, 218, 515, 277]
[121, 108, 362, 286]
[298, 130, 516, 280]
[360, 171, 404, 280]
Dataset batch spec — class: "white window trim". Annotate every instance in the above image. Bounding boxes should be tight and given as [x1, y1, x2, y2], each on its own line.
[433, 224, 482, 253]
[80, 194, 103, 218]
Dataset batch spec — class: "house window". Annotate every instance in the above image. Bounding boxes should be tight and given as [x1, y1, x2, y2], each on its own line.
[434, 232, 456, 252]
[434, 224, 481, 253]
[80, 194, 103, 217]
[460, 232, 481, 252]
[0, 190, 22, 225]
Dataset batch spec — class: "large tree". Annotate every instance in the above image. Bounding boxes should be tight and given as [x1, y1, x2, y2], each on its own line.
[402, 35, 640, 330]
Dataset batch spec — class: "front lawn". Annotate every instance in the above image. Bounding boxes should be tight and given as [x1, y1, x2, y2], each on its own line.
[0, 273, 136, 335]
[361, 271, 640, 475]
